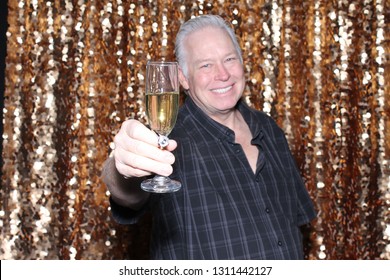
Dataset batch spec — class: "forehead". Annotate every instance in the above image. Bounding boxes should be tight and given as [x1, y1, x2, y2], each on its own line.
[184, 26, 236, 59]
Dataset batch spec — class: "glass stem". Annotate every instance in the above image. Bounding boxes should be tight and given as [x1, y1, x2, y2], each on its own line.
[152, 175, 171, 185]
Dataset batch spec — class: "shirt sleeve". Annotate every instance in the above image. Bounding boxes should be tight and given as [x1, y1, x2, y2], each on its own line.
[294, 176, 317, 226]
[286, 143, 317, 226]
[269, 117, 317, 226]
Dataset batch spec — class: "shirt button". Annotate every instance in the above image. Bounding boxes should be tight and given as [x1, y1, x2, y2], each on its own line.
[265, 208, 270, 213]
[278, 241, 283, 246]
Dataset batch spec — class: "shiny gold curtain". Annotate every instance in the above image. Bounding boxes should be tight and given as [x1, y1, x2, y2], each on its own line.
[1, 0, 389, 260]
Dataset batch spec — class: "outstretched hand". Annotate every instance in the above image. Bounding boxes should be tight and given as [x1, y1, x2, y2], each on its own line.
[113, 119, 177, 178]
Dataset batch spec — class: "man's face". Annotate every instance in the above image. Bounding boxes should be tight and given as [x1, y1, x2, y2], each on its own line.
[179, 26, 245, 118]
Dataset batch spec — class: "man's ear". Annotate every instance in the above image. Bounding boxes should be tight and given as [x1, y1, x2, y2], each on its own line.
[178, 68, 189, 90]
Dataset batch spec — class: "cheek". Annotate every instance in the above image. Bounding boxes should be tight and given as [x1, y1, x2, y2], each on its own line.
[235, 69, 246, 87]
[192, 73, 211, 90]
[232, 65, 245, 78]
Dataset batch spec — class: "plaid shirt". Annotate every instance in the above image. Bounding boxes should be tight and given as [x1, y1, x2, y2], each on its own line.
[111, 96, 317, 259]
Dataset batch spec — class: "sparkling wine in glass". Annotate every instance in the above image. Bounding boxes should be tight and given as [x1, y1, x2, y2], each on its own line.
[141, 61, 182, 193]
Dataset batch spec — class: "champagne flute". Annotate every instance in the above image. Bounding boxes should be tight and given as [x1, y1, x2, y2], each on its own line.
[141, 61, 182, 193]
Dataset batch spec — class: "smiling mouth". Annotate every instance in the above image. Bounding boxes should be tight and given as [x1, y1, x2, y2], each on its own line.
[211, 85, 233, 94]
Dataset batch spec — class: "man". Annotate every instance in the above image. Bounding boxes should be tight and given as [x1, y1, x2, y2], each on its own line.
[102, 15, 317, 259]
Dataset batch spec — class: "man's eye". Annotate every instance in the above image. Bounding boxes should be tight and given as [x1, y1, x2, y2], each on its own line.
[201, 64, 210, 68]
[226, 57, 237, 62]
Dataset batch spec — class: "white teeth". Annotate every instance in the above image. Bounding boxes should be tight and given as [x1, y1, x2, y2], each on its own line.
[212, 86, 232, 94]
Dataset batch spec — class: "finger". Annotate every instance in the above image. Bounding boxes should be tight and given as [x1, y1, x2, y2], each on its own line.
[124, 120, 178, 150]
[115, 160, 152, 178]
[125, 120, 160, 146]
[113, 119, 177, 177]
[120, 136, 175, 165]
[115, 147, 173, 177]
[166, 139, 177, 152]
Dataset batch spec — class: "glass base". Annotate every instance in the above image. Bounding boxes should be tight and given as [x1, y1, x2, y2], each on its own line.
[141, 175, 181, 193]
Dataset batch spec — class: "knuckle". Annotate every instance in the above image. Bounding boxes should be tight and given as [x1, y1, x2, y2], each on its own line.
[113, 132, 125, 147]
[127, 120, 142, 138]
[113, 148, 122, 161]
[115, 161, 127, 176]
[132, 140, 144, 155]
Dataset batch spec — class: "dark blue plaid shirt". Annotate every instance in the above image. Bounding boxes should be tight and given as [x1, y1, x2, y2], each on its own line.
[111, 96, 317, 259]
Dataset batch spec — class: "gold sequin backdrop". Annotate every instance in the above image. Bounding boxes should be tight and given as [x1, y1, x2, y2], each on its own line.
[1, 0, 389, 260]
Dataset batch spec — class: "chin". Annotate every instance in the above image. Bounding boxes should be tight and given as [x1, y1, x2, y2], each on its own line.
[216, 100, 240, 111]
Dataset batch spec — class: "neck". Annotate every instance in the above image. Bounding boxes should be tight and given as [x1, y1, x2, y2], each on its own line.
[209, 108, 243, 131]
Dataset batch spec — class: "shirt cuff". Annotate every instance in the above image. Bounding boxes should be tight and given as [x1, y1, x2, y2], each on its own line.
[109, 196, 148, 225]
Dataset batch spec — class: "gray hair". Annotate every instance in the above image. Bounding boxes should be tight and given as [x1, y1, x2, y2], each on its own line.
[174, 15, 243, 78]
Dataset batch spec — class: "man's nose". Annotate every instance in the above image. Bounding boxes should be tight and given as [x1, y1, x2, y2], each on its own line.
[214, 64, 230, 81]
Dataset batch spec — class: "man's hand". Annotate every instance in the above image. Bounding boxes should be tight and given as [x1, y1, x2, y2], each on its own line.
[113, 119, 177, 178]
